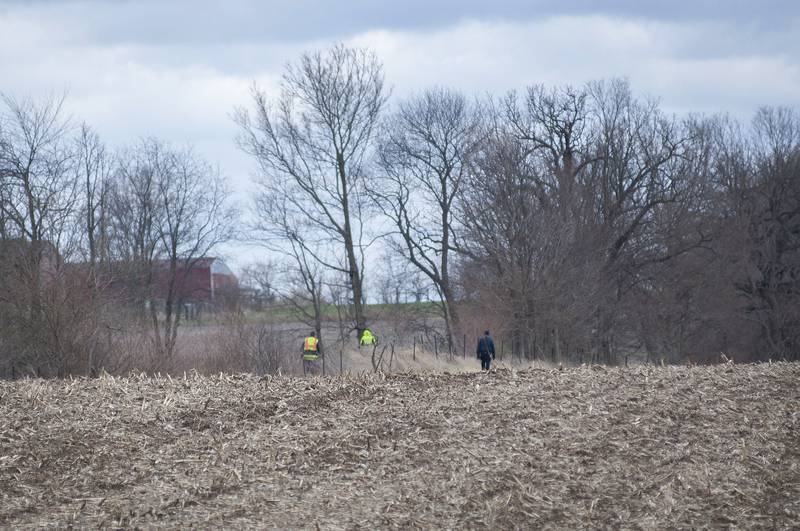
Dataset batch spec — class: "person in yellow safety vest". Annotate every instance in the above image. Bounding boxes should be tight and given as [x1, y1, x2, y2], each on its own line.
[302, 331, 320, 375]
[360, 328, 376, 347]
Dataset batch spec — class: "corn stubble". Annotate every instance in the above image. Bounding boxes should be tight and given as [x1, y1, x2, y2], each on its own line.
[0, 363, 798, 528]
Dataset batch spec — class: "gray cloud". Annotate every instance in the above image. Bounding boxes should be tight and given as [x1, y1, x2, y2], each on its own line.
[1, 0, 798, 266]
[3, 0, 798, 47]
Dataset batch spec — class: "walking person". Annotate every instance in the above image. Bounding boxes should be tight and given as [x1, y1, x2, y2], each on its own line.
[302, 331, 321, 375]
[476, 330, 495, 371]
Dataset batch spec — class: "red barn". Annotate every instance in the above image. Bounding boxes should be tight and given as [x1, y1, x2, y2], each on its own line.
[151, 257, 238, 304]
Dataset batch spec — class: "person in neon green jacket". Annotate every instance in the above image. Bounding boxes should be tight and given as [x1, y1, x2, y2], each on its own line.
[360, 328, 377, 347]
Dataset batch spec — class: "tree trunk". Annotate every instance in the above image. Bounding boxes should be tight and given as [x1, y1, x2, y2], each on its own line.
[338, 153, 367, 339]
[440, 282, 460, 353]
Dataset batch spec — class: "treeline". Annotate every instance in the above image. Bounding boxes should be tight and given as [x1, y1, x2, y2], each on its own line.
[455, 88, 799, 364]
[236, 44, 799, 365]
[0, 96, 236, 376]
[1, 43, 798, 377]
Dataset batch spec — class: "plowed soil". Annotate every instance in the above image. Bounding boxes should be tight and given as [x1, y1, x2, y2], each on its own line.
[1, 363, 798, 528]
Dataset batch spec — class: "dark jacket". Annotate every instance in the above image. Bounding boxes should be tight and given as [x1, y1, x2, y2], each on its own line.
[476, 336, 495, 359]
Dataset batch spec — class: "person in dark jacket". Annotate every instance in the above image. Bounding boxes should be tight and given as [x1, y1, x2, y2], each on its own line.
[476, 330, 496, 371]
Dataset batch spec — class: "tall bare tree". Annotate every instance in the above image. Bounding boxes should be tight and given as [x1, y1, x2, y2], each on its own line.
[585, 80, 693, 362]
[0, 93, 76, 332]
[235, 44, 387, 341]
[496, 85, 597, 358]
[372, 88, 482, 349]
[72, 123, 113, 374]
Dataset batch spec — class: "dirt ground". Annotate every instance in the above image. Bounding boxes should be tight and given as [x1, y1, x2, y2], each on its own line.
[1, 363, 798, 529]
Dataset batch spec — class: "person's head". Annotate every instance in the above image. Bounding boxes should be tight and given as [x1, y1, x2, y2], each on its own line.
[310, 331, 316, 337]
[484, 330, 490, 336]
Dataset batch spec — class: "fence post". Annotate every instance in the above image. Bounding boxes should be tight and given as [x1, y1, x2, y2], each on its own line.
[412, 336, 416, 361]
[500, 340, 504, 361]
[434, 336, 438, 358]
[463, 334, 466, 358]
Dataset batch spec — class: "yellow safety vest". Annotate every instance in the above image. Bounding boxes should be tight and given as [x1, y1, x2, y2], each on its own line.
[303, 336, 319, 360]
[360, 330, 375, 346]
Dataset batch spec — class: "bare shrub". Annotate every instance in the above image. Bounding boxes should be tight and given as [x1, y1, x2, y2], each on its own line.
[171, 314, 296, 376]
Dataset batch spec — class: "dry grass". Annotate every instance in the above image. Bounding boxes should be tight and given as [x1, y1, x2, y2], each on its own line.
[1, 363, 798, 529]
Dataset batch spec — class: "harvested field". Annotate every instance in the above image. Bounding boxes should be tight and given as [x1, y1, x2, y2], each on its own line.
[1, 363, 799, 529]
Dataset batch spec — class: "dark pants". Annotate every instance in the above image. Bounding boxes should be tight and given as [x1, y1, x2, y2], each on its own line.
[303, 358, 320, 375]
[480, 355, 492, 370]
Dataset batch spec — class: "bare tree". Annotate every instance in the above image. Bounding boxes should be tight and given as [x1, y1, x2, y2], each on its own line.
[504, 84, 595, 222]
[485, 85, 596, 359]
[459, 125, 578, 360]
[235, 44, 387, 342]
[0, 94, 107, 376]
[636, 108, 800, 363]
[108, 138, 167, 311]
[159, 146, 235, 358]
[584, 80, 694, 362]
[458, 81, 700, 364]
[0, 94, 76, 248]
[250, 185, 328, 370]
[372, 88, 482, 349]
[240, 260, 278, 310]
[0, 94, 75, 337]
[373, 250, 423, 305]
[733, 108, 800, 359]
[109, 139, 236, 362]
[73, 123, 113, 374]
[74, 123, 112, 272]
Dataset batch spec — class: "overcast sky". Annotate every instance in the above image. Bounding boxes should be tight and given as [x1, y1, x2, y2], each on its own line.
[2, 0, 799, 267]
